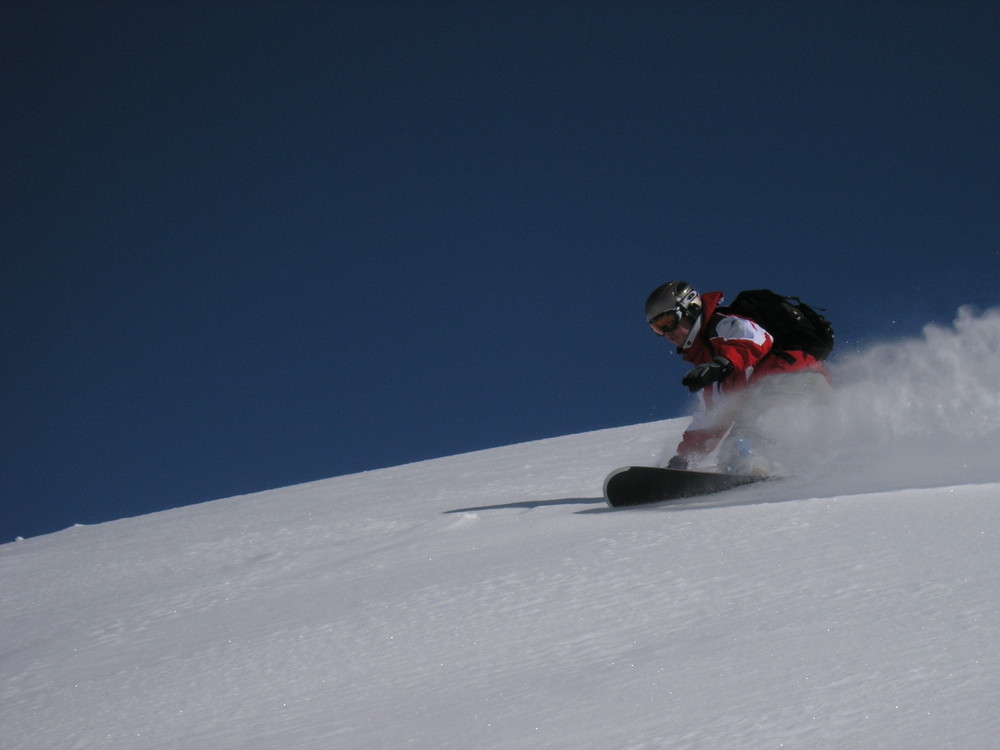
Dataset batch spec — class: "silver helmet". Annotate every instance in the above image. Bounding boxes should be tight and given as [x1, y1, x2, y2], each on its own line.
[645, 281, 702, 335]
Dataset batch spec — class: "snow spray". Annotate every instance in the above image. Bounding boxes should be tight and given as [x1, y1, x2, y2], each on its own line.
[774, 305, 1000, 492]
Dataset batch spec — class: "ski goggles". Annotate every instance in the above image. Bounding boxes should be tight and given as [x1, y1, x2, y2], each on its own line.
[649, 309, 681, 336]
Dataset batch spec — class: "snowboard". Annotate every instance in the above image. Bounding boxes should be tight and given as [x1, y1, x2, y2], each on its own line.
[603, 465, 769, 507]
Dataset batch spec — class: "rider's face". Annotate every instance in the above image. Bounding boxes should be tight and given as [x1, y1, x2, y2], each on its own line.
[664, 318, 692, 347]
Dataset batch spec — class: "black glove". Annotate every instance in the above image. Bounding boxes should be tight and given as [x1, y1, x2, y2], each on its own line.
[667, 454, 689, 470]
[681, 356, 734, 392]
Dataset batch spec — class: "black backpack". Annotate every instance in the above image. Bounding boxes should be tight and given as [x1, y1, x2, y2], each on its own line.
[718, 289, 835, 361]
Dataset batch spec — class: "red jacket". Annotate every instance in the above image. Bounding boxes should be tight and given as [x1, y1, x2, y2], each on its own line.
[675, 291, 829, 459]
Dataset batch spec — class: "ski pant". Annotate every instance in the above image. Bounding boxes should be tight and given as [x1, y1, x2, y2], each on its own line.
[716, 371, 833, 472]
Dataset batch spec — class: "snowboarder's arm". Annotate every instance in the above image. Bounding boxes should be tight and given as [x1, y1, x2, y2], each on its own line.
[708, 315, 773, 376]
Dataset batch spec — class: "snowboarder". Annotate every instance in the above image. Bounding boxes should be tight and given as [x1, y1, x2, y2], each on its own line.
[646, 281, 832, 476]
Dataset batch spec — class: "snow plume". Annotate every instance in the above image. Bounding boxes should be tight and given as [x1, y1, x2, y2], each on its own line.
[774, 305, 1000, 492]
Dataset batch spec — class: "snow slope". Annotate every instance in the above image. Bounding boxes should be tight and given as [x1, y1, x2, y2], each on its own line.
[3, 308, 1000, 749]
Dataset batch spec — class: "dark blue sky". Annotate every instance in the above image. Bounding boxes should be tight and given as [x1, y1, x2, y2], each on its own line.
[3, 1, 998, 541]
